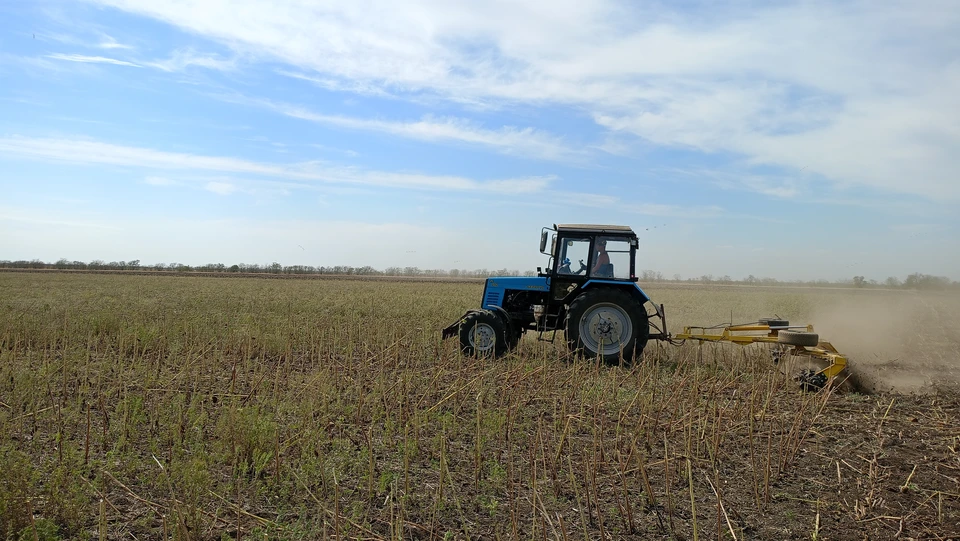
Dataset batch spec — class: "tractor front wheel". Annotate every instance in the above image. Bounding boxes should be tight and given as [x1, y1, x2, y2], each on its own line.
[566, 288, 648, 366]
[459, 310, 508, 358]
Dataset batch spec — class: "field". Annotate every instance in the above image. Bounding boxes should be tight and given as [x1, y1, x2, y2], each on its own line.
[1, 272, 959, 540]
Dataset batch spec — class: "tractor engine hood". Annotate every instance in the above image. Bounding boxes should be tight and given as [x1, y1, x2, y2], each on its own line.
[482, 276, 550, 310]
[483, 276, 550, 291]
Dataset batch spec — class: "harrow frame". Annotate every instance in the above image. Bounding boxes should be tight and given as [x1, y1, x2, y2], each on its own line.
[674, 321, 848, 389]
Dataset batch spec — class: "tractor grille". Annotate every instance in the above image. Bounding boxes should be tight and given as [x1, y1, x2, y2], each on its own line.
[484, 290, 502, 307]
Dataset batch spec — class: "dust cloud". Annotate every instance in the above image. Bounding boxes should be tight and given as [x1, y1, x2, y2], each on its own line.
[808, 290, 960, 394]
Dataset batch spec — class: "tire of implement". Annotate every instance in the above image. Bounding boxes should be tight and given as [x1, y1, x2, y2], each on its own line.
[777, 330, 819, 347]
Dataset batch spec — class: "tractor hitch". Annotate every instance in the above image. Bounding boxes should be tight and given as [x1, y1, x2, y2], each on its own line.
[648, 303, 672, 342]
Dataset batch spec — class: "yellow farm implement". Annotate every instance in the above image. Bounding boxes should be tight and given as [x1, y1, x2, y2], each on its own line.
[675, 318, 848, 391]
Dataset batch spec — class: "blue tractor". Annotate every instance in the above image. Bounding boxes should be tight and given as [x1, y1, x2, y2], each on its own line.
[442, 224, 669, 364]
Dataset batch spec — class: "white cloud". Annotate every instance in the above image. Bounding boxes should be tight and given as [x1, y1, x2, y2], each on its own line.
[309, 143, 360, 158]
[204, 181, 237, 195]
[84, 0, 960, 200]
[225, 96, 580, 161]
[276, 70, 394, 98]
[0, 135, 553, 195]
[147, 49, 237, 72]
[97, 34, 133, 50]
[46, 53, 141, 67]
[622, 202, 723, 218]
[43, 46, 233, 74]
[665, 168, 804, 199]
[545, 191, 722, 218]
[550, 192, 620, 208]
[144, 176, 177, 186]
[37, 29, 133, 50]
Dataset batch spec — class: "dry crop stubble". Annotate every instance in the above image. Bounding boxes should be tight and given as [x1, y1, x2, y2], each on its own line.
[0, 273, 957, 540]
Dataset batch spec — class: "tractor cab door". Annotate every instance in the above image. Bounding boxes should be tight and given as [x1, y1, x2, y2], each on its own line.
[550, 235, 592, 303]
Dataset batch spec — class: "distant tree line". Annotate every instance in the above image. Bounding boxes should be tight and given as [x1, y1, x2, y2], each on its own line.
[0, 259, 535, 279]
[1, 259, 957, 290]
[635, 269, 959, 290]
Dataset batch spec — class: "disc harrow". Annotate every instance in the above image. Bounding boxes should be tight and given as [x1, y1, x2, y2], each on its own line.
[675, 318, 848, 391]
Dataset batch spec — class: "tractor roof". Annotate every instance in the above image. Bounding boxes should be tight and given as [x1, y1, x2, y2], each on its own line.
[555, 224, 636, 236]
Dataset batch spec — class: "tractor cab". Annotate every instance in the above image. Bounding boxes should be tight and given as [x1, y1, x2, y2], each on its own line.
[539, 224, 639, 304]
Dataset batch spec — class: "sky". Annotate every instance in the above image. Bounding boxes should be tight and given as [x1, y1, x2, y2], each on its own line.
[1, 0, 958, 282]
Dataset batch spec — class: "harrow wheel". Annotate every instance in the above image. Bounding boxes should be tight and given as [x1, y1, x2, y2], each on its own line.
[459, 310, 508, 358]
[566, 288, 648, 366]
[777, 330, 819, 347]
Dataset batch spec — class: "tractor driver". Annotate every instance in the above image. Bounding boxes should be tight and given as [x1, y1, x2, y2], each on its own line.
[591, 239, 610, 275]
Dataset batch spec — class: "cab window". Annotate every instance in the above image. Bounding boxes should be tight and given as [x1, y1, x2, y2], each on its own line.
[590, 237, 631, 280]
[556, 237, 590, 275]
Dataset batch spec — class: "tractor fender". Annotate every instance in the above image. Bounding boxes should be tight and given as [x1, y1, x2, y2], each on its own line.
[488, 306, 512, 326]
[580, 280, 651, 306]
[442, 306, 516, 342]
[441, 309, 484, 339]
[486, 305, 520, 343]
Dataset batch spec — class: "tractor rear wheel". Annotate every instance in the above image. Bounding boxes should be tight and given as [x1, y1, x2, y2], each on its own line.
[566, 288, 648, 366]
[459, 310, 508, 358]
[777, 330, 819, 347]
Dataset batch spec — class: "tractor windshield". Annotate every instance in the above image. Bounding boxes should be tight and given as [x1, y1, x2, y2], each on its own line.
[557, 237, 590, 275]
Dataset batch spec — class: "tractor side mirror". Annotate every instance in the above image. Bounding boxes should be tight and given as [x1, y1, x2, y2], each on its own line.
[540, 230, 548, 254]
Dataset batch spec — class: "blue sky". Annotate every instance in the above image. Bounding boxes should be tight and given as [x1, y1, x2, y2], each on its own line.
[1, 0, 958, 281]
